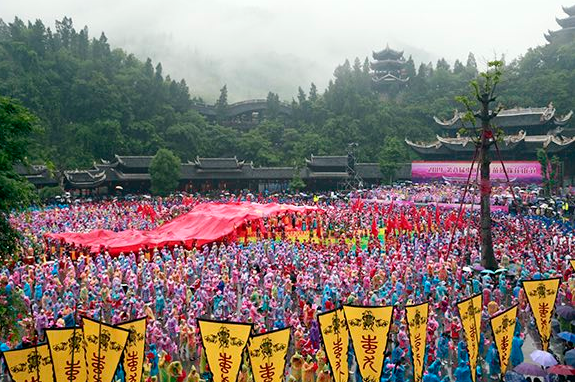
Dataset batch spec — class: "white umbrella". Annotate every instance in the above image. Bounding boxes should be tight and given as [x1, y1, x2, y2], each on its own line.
[530, 350, 558, 367]
[115, 185, 124, 190]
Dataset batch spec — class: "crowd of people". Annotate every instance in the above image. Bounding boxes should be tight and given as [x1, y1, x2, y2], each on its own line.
[2, 184, 575, 382]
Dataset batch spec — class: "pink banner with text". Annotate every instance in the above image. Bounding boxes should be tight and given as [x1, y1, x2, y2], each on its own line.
[411, 161, 542, 184]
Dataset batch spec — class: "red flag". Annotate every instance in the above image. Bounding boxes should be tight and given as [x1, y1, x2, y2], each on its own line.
[400, 211, 411, 231]
[387, 200, 394, 215]
[386, 215, 395, 236]
[371, 217, 378, 238]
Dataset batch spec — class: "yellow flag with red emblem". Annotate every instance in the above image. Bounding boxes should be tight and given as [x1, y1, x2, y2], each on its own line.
[198, 320, 252, 382]
[46, 328, 87, 382]
[117, 318, 147, 382]
[522, 278, 560, 351]
[248, 328, 290, 382]
[82, 317, 129, 382]
[2, 344, 53, 382]
[318, 308, 349, 382]
[343, 305, 393, 382]
[406, 302, 429, 382]
[490, 305, 518, 374]
[457, 294, 482, 382]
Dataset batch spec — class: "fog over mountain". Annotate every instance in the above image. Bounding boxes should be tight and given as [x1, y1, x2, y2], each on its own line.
[1, 0, 568, 101]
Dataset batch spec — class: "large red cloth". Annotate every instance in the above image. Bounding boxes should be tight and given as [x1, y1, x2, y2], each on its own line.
[46, 202, 321, 255]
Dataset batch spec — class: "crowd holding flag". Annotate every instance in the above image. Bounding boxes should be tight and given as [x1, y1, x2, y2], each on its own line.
[2, 188, 575, 382]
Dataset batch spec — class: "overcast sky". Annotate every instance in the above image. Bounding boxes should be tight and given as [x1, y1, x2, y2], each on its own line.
[0, 0, 569, 101]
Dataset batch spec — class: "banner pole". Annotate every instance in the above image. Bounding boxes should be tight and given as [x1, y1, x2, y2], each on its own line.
[30, 303, 41, 382]
[69, 305, 77, 382]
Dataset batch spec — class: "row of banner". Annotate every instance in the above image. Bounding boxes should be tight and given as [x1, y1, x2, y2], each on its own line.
[3, 317, 147, 382]
[2, 278, 561, 382]
[201, 278, 561, 382]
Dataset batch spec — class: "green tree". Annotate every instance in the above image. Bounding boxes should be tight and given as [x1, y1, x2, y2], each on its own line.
[215, 84, 228, 123]
[378, 136, 409, 184]
[0, 97, 37, 259]
[289, 166, 306, 191]
[149, 148, 181, 196]
[455, 60, 504, 270]
[537, 148, 561, 196]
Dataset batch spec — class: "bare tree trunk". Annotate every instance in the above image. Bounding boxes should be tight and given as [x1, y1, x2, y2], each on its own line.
[480, 100, 498, 270]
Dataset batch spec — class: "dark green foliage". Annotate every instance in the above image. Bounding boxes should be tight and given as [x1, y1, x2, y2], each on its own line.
[38, 185, 64, 200]
[0, 96, 37, 258]
[1, 16, 575, 174]
[150, 148, 181, 196]
[537, 148, 561, 196]
[379, 136, 410, 184]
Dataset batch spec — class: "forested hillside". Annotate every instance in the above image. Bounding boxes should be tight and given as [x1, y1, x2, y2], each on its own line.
[1, 17, 575, 171]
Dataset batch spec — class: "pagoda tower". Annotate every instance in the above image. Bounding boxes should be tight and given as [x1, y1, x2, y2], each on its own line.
[545, 5, 575, 43]
[370, 44, 409, 92]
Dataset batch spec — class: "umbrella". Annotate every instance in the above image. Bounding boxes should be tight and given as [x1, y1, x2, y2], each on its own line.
[530, 350, 558, 367]
[558, 332, 575, 343]
[115, 185, 123, 190]
[473, 264, 485, 271]
[514, 362, 547, 377]
[462, 266, 473, 273]
[557, 306, 575, 321]
[505, 371, 527, 382]
[565, 349, 575, 367]
[481, 269, 495, 274]
[547, 365, 575, 376]
[495, 268, 508, 274]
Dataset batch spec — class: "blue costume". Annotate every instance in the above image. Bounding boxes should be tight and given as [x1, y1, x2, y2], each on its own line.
[510, 335, 524, 367]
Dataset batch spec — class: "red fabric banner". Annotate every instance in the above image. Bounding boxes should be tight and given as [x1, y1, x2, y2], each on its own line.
[46, 202, 322, 255]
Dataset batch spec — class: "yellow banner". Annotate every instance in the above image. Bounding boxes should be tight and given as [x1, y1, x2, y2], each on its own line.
[571, 259, 575, 272]
[198, 320, 252, 382]
[82, 317, 129, 382]
[457, 294, 482, 382]
[248, 328, 290, 382]
[406, 303, 428, 382]
[46, 328, 88, 382]
[343, 305, 393, 382]
[117, 318, 147, 382]
[3, 344, 53, 382]
[522, 278, 560, 351]
[490, 305, 518, 374]
[318, 308, 349, 382]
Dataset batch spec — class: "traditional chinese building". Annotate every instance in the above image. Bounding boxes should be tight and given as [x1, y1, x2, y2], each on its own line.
[370, 44, 410, 92]
[406, 104, 574, 160]
[405, 104, 575, 182]
[24, 155, 384, 195]
[545, 5, 575, 43]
